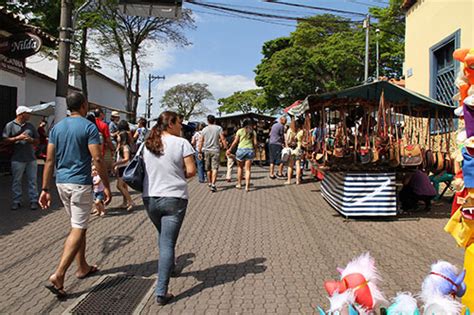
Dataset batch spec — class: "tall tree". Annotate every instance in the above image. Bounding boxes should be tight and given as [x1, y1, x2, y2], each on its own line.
[96, 1, 195, 121]
[218, 89, 272, 115]
[161, 83, 213, 120]
[255, 4, 405, 110]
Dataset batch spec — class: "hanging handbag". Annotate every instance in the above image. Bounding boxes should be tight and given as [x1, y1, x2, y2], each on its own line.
[358, 109, 373, 164]
[400, 116, 423, 166]
[122, 143, 145, 192]
[388, 107, 400, 167]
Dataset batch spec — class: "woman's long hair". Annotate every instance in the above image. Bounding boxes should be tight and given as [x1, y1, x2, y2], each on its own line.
[241, 119, 255, 140]
[145, 111, 178, 156]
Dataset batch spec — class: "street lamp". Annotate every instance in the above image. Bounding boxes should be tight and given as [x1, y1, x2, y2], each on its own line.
[118, 0, 183, 19]
[147, 74, 165, 127]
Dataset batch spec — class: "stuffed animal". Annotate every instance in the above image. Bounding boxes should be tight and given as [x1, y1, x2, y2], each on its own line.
[385, 293, 420, 315]
[322, 253, 386, 312]
[454, 48, 474, 105]
[420, 261, 466, 315]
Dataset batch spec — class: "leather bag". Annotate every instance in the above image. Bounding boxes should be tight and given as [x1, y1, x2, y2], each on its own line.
[400, 143, 423, 166]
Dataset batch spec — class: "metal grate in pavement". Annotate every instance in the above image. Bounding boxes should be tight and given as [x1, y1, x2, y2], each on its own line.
[70, 276, 155, 315]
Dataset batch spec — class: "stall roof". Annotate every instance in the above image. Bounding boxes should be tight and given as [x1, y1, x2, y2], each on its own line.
[216, 112, 276, 122]
[306, 81, 455, 117]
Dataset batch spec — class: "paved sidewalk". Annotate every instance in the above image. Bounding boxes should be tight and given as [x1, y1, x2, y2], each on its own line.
[0, 167, 464, 314]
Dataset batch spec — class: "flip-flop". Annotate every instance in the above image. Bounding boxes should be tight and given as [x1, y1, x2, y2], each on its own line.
[77, 265, 99, 279]
[45, 284, 67, 299]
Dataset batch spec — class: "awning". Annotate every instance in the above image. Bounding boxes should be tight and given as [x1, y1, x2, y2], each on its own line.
[306, 81, 455, 118]
[29, 102, 55, 116]
[283, 99, 309, 116]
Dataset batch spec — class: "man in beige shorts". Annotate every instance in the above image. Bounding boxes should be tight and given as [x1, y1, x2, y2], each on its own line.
[39, 92, 111, 298]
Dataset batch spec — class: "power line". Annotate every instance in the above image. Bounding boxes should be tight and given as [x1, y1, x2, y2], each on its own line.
[186, 1, 364, 24]
[262, 0, 367, 17]
[191, 8, 296, 27]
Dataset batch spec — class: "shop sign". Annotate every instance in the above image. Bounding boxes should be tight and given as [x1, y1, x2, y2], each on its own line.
[0, 53, 26, 76]
[0, 33, 42, 59]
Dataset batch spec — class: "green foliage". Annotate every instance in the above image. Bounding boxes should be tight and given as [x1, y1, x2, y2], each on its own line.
[218, 89, 272, 115]
[161, 83, 214, 120]
[255, 3, 405, 109]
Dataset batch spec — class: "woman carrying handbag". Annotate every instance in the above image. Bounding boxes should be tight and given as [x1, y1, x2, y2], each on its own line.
[142, 111, 196, 305]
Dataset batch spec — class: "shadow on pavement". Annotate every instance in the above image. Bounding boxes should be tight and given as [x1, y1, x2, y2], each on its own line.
[0, 165, 65, 237]
[97, 253, 196, 279]
[172, 257, 267, 303]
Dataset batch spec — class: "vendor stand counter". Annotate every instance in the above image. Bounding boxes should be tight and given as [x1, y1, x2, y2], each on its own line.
[321, 172, 397, 217]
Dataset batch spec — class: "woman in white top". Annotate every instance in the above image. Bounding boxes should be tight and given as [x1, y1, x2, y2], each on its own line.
[142, 111, 196, 305]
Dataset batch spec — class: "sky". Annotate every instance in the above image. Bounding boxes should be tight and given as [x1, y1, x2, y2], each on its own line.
[96, 0, 389, 119]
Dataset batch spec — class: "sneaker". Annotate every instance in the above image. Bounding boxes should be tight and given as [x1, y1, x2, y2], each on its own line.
[210, 185, 217, 192]
[30, 202, 38, 210]
[11, 203, 20, 211]
[208, 183, 212, 187]
[156, 294, 174, 306]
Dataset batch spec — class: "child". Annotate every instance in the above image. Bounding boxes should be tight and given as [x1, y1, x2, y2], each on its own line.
[92, 165, 106, 216]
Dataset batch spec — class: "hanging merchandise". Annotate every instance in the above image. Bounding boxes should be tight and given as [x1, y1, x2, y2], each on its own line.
[401, 116, 423, 167]
[358, 108, 372, 164]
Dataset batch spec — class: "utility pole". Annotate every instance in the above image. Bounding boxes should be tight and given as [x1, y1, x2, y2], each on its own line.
[55, 0, 74, 123]
[147, 74, 165, 127]
[376, 28, 380, 81]
[54, 0, 93, 124]
[363, 14, 370, 83]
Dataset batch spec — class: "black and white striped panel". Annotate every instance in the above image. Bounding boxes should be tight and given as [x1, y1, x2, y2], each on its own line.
[321, 172, 397, 217]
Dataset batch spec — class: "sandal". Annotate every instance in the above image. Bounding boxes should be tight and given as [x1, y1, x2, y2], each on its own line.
[45, 284, 67, 299]
[126, 203, 135, 211]
[235, 184, 242, 189]
[77, 265, 99, 279]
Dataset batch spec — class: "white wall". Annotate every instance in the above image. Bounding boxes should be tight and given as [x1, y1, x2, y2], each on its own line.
[0, 70, 26, 107]
[73, 71, 128, 114]
[27, 54, 129, 116]
[24, 72, 56, 106]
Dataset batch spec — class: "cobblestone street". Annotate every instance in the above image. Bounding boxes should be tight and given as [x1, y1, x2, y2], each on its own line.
[0, 167, 464, 314]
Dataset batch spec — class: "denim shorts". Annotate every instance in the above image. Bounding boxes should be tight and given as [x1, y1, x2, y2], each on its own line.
[236, 148, 255, 161]
[94, 191, 105, 202]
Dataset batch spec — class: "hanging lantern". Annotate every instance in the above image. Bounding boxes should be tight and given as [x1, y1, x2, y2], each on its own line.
[118, 0, 183, 19]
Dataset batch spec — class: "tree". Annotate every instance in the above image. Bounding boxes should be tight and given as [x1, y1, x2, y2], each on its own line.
[218, 89, 272, 115]
[161, 83, 213, 120]
[254, 3, 406, 109]
[96, 1, 195, 122]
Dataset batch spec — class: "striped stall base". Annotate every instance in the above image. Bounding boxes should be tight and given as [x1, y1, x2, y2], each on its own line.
[321, 172, 397, 217]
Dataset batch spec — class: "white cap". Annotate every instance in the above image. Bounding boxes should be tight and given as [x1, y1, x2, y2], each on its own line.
[16, 106, 32, 116]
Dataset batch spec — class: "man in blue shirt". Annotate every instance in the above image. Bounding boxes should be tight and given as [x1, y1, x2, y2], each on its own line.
[39, 92, 112, 298]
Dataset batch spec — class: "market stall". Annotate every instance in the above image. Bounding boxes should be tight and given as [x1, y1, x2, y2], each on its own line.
[303, 80, 455, 217]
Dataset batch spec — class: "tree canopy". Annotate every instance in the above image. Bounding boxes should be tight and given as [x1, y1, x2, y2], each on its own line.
[218, 89, 272, 115]
[161, 83, 213, 120]
[254, 0, 405, 109]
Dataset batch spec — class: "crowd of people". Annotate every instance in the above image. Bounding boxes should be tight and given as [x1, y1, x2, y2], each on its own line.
[1, 91, 454, 305]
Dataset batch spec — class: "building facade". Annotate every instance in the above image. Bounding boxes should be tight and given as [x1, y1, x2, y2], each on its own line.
[403, 0, 474, 106]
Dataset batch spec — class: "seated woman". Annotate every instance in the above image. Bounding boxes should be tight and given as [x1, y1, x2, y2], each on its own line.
[400, 169, 437, 212]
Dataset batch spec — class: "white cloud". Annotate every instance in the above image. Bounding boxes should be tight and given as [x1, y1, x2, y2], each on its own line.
[142, 71, 257, 118]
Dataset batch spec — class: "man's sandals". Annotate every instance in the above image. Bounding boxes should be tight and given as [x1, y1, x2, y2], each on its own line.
[45, 284, 67, 299]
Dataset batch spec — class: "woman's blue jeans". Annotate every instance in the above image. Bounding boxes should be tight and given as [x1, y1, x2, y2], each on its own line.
[195, 151, 206, 183]
[143, 197, 188, 297]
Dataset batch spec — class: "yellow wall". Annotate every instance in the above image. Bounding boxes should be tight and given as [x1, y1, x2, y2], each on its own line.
[404, 0, 474, 96]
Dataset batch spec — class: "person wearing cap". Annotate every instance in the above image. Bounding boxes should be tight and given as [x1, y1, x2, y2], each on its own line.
[109, 111, 121, 147]
[2, 106, 40, 210]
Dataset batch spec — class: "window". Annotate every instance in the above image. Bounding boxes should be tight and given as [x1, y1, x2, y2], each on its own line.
[430, 30, 460, 133]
